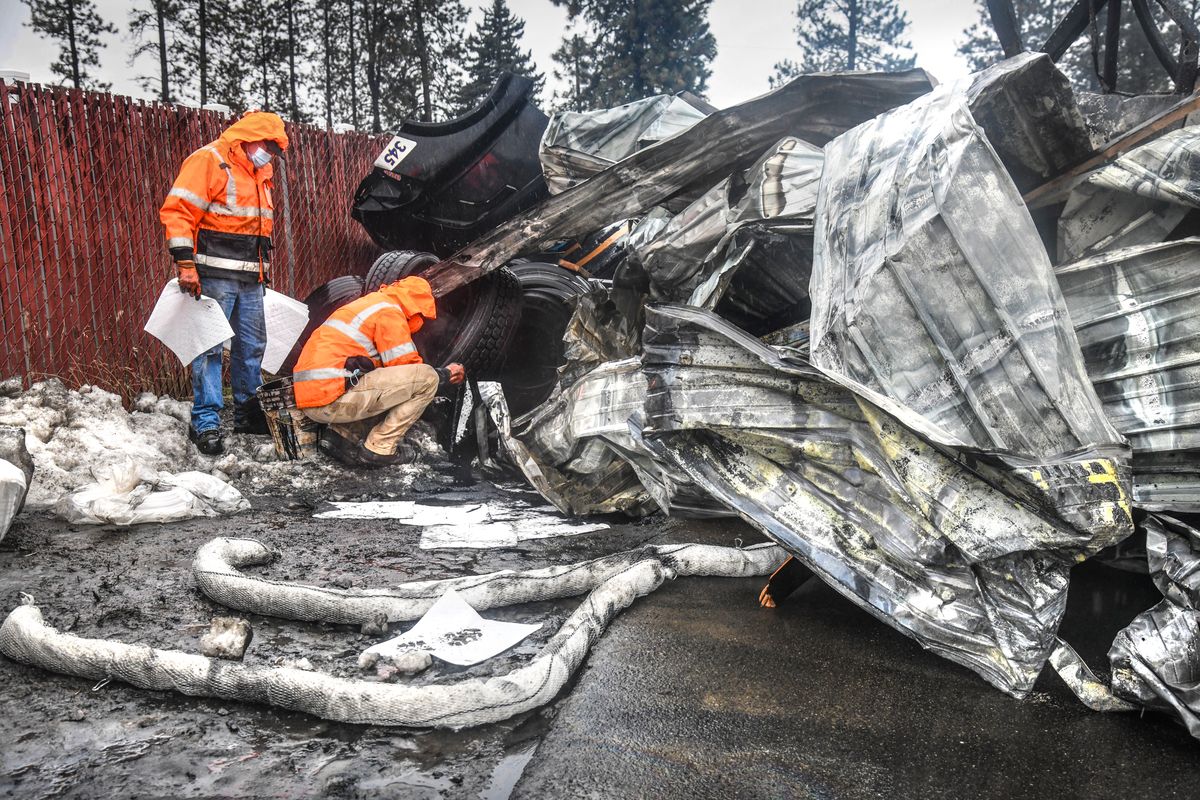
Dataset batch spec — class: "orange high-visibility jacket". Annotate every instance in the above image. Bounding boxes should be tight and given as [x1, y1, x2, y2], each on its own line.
[293, 277, 437, 408]
[159, 111, 290, 279]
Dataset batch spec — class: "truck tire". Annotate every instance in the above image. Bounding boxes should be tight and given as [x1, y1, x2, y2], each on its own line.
[501, 262, 592, 417]
[367, 250, 524, 381]
[278, 275, 365, 375]
[364, 250, 441, 292]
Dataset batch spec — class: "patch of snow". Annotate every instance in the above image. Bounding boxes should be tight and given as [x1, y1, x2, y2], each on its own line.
[0, 379, 423, 510]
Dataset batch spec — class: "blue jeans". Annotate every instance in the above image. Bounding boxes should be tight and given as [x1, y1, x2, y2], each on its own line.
[190, 275, 266, 432]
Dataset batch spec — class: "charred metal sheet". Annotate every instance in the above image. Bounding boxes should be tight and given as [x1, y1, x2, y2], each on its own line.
[810, 68, 1131, 544]
[1076, 91, 1185, 150]
[1058, 126, 1200, 260]
[1057, 239, 1200, 452]
[635, 137, 823, 338]
[420, 69, 935, 297]
[1056, 239, 1200, 510]
[539, 94, 711, 196]
[558, 286, 643, 388]
[963, 53, 1094, 193]
[477, 380, 654, 517]
[638, 304, 1103, 698]
[1109, 514, 1200, 737]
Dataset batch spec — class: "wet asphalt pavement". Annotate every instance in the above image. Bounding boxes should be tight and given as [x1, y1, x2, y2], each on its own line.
[0, 460, 1197, 799]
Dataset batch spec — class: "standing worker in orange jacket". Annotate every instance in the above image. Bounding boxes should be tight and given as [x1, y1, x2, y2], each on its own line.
[159, 111, 289, 456]
[293, 276, 466, 468]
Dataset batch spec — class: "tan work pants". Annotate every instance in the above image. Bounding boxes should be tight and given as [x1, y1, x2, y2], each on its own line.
[302, 364, 439, 455]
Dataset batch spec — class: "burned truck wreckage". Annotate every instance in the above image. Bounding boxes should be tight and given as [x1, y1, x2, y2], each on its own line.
[9, 42, 1200, 743]
[266, 50, 1200, 737]
[401, 51, 1200, 736]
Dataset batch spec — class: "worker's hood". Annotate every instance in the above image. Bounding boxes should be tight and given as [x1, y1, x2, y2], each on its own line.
[381, 277, 437, 332]
[219, 111, 289, 152]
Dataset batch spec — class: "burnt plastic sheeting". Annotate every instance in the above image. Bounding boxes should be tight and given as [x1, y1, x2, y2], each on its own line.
[1109, 514, 1200, 737]
[961, 53, 1093, 193]
[638, 304, 1101, 698]
[1056, 239, 1200, 511]
[351, 73, 549, 256]
[539, 94, 711, 195]
[1058, 126, 1200, 261]
[635, 136, 823, 336]
[810, 69, 1132, 546]
[420, 69, 935, 298]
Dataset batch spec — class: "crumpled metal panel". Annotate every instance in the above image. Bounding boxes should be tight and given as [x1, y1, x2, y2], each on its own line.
[634, 137, 823, 336]
[1109, 514, 1200, 737]
[478, 379, 655, 517]
[810, 69, 1131, 545]
[1058, 126, 1200, 261]
[1075, 92, 1184, 149]
[639, 304, 1090, 697]
[1056, 239, 1200, 511]
[539, 94, 711, 195]
[962, 53, 1094, 193]
[421, 69, 934, 297]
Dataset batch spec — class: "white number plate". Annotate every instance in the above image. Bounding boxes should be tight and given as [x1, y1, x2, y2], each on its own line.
[374, 135, 418, 172]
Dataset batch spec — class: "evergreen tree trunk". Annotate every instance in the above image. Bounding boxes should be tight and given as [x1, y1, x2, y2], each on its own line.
[414, 0, 433, 122]
[286, 0, 299, 119]
[199, 0, 208, 105]
[349, 0, 360, 129]
[364, 0, 381, 132]
[260, 28, 270, 109]
[322, 0, 333, 127]
[156, 0, 169, 101]
[848, 0, 859, 70]
[65, 0, 81, 88]
[573, 45, 581, 111]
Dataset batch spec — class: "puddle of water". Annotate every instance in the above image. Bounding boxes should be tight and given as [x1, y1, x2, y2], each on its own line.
[479, 740, 539, 800]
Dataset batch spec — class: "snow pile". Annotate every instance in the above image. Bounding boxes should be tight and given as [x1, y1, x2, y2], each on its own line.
[57, 460, 249, 526]
[0, 379, 424, 511]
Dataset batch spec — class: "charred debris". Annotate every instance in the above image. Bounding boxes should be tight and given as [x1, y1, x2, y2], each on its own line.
[327, 48, 1200, 740]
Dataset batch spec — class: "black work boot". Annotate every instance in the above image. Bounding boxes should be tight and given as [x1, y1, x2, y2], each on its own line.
[188, 426, 225, 456]
[233, 398, 270, 435]
[355, 442, 419, 469]
[317, 427, 364, 467]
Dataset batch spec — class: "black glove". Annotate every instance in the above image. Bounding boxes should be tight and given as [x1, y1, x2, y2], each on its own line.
[344, 356, 376, 389]
[434, 363, 466, 388]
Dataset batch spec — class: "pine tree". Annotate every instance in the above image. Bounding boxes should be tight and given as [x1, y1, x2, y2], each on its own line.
[129, 0, 189, 102]
[552, 0, 717, 108]
[772, 0, 915, 85]
[407, 0, 468, 122]
[455, 0, 544, 114]
[311, 0, 347, 127]
[958, 0, 1200, 94]
[22, 0, 117, 91]
[551, 32, 601, 111]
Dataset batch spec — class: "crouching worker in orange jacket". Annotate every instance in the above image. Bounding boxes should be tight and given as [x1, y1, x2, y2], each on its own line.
[293, 276, 465, 468]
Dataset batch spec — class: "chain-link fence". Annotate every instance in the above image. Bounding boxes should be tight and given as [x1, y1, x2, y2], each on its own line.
[0, 80, 390, 401]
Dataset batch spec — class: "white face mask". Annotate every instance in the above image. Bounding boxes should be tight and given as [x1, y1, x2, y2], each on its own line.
[248, 146, 272, 168]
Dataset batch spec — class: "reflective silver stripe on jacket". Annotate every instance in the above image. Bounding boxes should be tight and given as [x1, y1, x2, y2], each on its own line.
[167, 236, 194, 249]
[211, 204, 272, 219]
[169, 187, 211, 211]
[379, 341, 417, 362]
[321, 319, 379, 356]
[348, 301, 396, 329]
[292, 368, 353, 382]
[194, 252, 265, 272]
[200, 145, 238, 210]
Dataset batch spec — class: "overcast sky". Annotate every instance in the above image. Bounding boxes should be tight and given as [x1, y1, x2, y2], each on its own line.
[0, 0, 981, 111]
